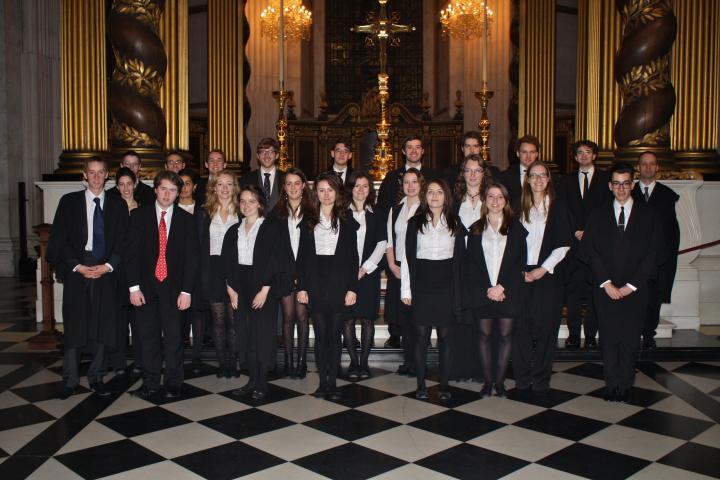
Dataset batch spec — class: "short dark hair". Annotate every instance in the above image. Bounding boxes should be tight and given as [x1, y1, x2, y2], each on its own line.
[177, 168, 199, 185]
[332, 137, 353, 151]
[166, 150, 185, 160]
[256, 137, 279, 153]
[610, 162, 635, 177]
[574, 140, 599, 155]
[153, 170, 183, 190]
[461, 131, 482, 147]
[402, 135, 423, 151]
[207, 149, 226, 162]
[240, 184, 267, 217]
[121, 150, 141, 162]
[638, 150, 657, 162]
[115, 166, 136, 184]
[83, 156, 108, 172]
[516, 135, 541, 152]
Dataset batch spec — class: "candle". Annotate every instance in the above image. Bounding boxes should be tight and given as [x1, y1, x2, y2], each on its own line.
[279, 0, 285, 89]
[481, 2, 488, 87]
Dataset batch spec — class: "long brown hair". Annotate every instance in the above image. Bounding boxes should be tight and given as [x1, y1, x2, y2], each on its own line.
[470, 182, 514, 236]
[275, 167, 315, 219]
[240, 184, 267, 218]
[204, 169, 240, 216]
[308, 172, 347, 231]
[348, 171, 376, 211]
[520, 160, 555, 223]
[412, 179, 458, 236]
[395, 167, 425, 205]
[454, 154, 492, 203]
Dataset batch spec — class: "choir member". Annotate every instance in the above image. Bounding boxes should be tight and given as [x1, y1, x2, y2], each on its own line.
[177, 168, 199, 214]
[240, 138, 285, 211]
[580, 163, 663, 403]
[513, 161, 572, 392]
[401, 179, 464, 401]
[125, 171, 199, 399]
[199, 170, 240, 378]
[344, 171, 387, 379]
[297, 173, 358, 400]
[165, 150, 186, 173]
[463, 183, 527, 398]
[321, 138, 355, 187]
[48, 157, 129, 399]
[225, 185, 286, 400]
[498, 135, 541, 207]
[273, 167, 315, 379]
[385, 168, 424, 375]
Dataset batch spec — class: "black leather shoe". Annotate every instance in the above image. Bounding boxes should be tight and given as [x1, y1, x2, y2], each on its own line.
[480, 384, 493, 398]
[251, 389, 267, 401]
[384, 336, 402, 349]
[90, 382, 111, 398]
[602, 387, 618, 402]
[584, 337, 598, 349]
[58, 385, 78, 400]
[565, 336, 581, 349]
[439, 389, 452, 402]
[190, 360, 203, 374]
[359, 365, 371, 379]
[326, 389, 342, 401]
[494, 383, 508, 398]
[166, 385, 182, 399]
[312, 386, 327, 398]
[617, 389, 630, 403]
[642, 337, 657, 350]
[415, 388, 429, 400]
[231, 383, 255, 397]
[396, 364, 409, 375]
[129, 385, 158, 400]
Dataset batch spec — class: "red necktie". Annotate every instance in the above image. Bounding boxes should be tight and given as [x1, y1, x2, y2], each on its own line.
[155, 210, 168, 282]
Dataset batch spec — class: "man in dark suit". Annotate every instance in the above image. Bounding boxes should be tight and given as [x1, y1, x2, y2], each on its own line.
[125, 170, 199, 399]
[558, 140, 612, 349]
[498, 135, 540, 207]
[443, 131, 501, 187]
[195, 149, 227, 207]
[632, 151, 679, 350]
[240, 138, 284, 211]
[117, 150, 155, 205]
[580, 162, 663, 402]
[165, 150, 186, 173]
[321, 137, 354, 187]
[47, 157, 129, 399]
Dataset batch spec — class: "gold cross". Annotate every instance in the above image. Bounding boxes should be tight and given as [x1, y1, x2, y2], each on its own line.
[352, 0, 414, 74]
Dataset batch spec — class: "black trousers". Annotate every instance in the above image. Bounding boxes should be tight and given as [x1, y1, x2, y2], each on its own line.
[513, 269, 563, 390]
[566, 256, 597, 339]
[136, 281, 185, 389]
[643, 281, 662, 339]
[107, 305, 143, 371]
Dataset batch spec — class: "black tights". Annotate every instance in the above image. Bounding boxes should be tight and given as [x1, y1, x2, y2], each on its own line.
[312, 313, 344, 389]
[344, 318, 375, 368]
[210, 302, 236, 366]
[281, 293, 309, 366]
[477, 317, 514, 385]
[190, 309, 206, 362]
[415, 326, 452, 390]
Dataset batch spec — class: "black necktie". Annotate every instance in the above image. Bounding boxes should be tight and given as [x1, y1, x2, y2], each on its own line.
[92, 197, 105, 260]
[263, 173, 271, 200]
[618, 206, 625, 237]
[644, 186, 650, 202]
[335, 171, 343, 180]
[582, 171, 589, 198]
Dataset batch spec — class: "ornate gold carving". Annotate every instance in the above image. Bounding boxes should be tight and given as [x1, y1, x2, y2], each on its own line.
[627, 125, 669, 146]
[621, 0, 671, 32]
[112, 0, 162, 33]
[618, 57, 670, 102]
[360, 87, 380, 119]
[110, 118, 162, 147]
[112, 52, 163, 99]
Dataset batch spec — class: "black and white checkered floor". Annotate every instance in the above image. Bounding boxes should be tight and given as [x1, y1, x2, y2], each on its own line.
[1, 279, 719, 479]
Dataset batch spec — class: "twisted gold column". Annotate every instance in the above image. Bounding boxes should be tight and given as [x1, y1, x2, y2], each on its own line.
[671, 0, 720, 174]
[208, 0, 244, 167]
[58, 0, 108, 174]
[160, 0, 189, 152]
[518, 0, 555, 165]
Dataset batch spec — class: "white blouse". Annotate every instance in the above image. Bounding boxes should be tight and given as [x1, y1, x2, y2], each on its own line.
[386, 197, 419, 262]
[351, 206, 387, 273]
[521, 199, 569, 273]
[209, 211, 239, 256]
[237, 217, 264, 265]
[287, 214, 302, 260]
[400, 215, 455, 299]
[481, 220, 507, 286]
[178, 202, 195, 214]
[458, 196, 482, 230]
[314, 212, 340, 255]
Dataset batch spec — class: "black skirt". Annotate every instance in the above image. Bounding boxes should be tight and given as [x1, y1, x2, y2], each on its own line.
[346, 268, 381, 320]
[232, 264, 277, 367]
[412, 259, 454, 327]
[309, 255, 348, 314]
[207, 255, 229, 302]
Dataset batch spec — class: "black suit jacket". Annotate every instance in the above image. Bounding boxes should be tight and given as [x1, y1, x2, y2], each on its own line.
[321, 166, 355, 187]
[557, 168, 612, 236]
[125, 203, 199, 298]
[240, 169, 285, 211]
[530, 201, 573, 269]
[377, 165, 436, 212]
[632, 181, 679, 301]
[498, 164, 526, 207]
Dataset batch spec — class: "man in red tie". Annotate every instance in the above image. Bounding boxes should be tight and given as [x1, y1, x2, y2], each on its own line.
[125, 170, 199, 399]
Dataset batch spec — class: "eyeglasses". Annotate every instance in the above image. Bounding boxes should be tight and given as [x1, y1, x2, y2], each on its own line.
[166, 160, 184, 166]
[258, 149, 277, 156]
[463, 168, 484, 174]
[611, 181, 633, 189]
[528, 172, 548, 180]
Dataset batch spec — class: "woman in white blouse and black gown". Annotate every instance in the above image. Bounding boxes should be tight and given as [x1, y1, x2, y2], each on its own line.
[463, 182, 527, 398]
[401, 179, 465, 401]
[223, 184, 285, 400]
[513, 161, 572, 392]
[297, 173, 358, 400]
[385, 168, 424, 376]
[272, 167, 315, 379]
[344, 172, 387, 379]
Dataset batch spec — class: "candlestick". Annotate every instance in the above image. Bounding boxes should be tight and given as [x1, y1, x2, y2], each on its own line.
[475, 87, 494, 164]
[482, 2, 488, 85]
[279, 0, 285, 89]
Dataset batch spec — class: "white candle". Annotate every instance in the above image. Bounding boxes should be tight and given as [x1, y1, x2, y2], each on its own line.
[279, 0, 285, 89]
[482, 3, 488, 87]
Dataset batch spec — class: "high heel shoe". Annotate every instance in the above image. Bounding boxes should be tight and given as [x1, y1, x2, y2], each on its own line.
[494, 383, 508, 398]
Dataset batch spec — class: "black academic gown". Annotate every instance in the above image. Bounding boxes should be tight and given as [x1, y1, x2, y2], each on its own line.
[240, 169, 285, 211]
[47, 190, 128, 349]
[347, 207, 385, 319]
[497, 165, 525, 208]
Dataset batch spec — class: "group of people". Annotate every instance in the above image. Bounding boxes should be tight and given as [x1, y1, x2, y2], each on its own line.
[47, 130, 679, 404]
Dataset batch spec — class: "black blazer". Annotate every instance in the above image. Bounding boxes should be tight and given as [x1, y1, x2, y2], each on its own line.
[353, 207, 387, 269]
[631, 181, 680, 301]
[296, 216, 359, 302]
[557, 168, 612, 236]
[525, 201, 573, 269]
[579, 200, 664, 290]
[125, 203, 199, 297]
[462, 219, 528, 317]
[377, 165, 436, 212]
[497, 164, 525, 207]
[240, 169, 285, 211]
[220, 217, 287, 298]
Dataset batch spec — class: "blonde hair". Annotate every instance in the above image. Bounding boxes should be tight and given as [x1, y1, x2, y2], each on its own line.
[204, 169, 240, 216]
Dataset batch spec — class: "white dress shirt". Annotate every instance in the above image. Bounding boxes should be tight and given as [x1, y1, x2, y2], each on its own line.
[578, 166, 595, 198]
[177, 202, 195, 214]
[386, 197, 420, 262]
[314, 212, 340, 255]
[599, 198, 637, 291]
[261, 166, 277, 193]
[521, 198, 569, 273]
[287, 214, 302, 260]
[482, 219, 507, 286]
[351, 206, 387, 273]
[400, 215, 455, 299]
[333, 165, 348, 180]
[639, 180, 656, 199]
[237, 217, 264, 265]
[209, 210, 239, 256]
[458, 196, 482, 230]
[84, 189, 105, 252]
[519, 166, 528, 187]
